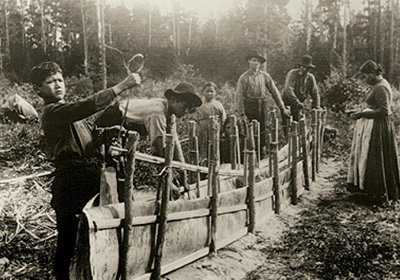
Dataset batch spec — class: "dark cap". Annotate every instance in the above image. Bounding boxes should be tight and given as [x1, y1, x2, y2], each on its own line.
[245, 50, 266, 64]
[300, 55, 315, 68]
[164, 83, 202, 107]
[359, 60, 382, 74]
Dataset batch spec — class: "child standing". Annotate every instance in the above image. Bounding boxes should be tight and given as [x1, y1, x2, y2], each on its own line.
[195, 82, 226, 165]
[31, 62, 140, 280]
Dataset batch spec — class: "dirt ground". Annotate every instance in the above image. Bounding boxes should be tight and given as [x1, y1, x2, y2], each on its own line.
[164, 158, 342, 280]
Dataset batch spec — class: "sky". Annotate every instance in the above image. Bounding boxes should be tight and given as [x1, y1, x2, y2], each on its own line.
[110, 0, 366, 22]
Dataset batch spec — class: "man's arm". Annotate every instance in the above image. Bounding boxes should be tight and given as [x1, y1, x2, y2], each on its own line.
[236, 74, 247, 115]
[308, 74, 320, 108]
[44, 73, 140, 123]
[264, 73, 287, 110]
[283, 70, 303, 108]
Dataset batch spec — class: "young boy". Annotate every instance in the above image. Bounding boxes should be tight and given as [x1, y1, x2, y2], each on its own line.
[31, 61, 140, 280]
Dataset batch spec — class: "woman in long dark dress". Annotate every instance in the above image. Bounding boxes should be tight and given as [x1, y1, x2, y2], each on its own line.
[347, 60, 400, 204]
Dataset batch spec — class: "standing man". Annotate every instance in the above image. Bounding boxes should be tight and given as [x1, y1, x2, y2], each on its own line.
[282, 55, 320, 122]
[236, 50, 290, 157]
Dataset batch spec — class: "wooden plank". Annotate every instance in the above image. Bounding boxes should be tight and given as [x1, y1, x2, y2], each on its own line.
[217, 204, 247, 215]
[254, 192, 273, 203]
[168, 208, 210, 222]
[133, 248, 210, 280]
[216, 227, 248, 250]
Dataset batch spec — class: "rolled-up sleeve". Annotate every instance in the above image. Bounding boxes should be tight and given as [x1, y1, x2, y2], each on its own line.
[308, 74, 320, 108]
[264, 73, 285, 111]
[283, 70, 302, 107]
[236, 74, 247, 114]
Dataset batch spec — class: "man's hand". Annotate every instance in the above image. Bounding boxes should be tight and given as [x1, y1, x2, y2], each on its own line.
[102, 125, 127, 141]
[281, 108, 291, 119]
[113, 73, 141, 95]
[350, 111, 364, 120]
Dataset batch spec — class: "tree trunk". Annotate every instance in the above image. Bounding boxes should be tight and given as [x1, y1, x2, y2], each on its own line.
[305, 0, 312, 53]
[96, 0, 107, 89]
[40, 0, 47, 55]
[148, 10, 152, 49]
[3, 0, 10, 66]
[81, 0, 89, 75]
[387, 0, 394, 80]
[172, 6, 177, 55]
[0, 38, 2, 70]
[108, 24, 112, 44]
[378, 0, 384, 64]
[80, 0, 89, 75]
[187, 17, 192, 53]
[342, 0, 349, 75]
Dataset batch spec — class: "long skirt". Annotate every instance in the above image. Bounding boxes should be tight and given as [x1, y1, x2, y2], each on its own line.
[347, 116, 400, 203]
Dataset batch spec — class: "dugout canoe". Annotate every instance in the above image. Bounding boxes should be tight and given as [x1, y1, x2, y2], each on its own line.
[69, 143, 311, 280]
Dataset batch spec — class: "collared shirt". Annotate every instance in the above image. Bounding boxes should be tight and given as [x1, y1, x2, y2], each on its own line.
[41, 88, 116, 164]
[282, 68, 320, 108]
[119, 98, 179, 150]
[236, 69, 285, 114]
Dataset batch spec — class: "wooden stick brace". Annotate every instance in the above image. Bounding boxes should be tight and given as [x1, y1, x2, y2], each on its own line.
[251, 119, 260, 168]
[311, 109, 318, 181]
[290, 122, 298, 205]
[299, 118, 311, 190]
[121, 131, 140, 280]
[247, 123, 256, 233]
[209, 116, 220, 255]
[271, 142, 280, 214]
[189, 121, 201, 197]
[151, 134, 175, 280]
[229, 115, 238, 170]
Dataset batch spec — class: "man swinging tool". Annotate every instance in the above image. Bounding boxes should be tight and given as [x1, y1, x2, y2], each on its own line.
[95, 82, 203, 198]
[31, 61, 141, 280]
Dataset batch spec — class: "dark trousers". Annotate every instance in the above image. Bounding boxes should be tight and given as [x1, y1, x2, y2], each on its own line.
[51, 163, 101, 280]
[282, 99, 301, 138]
[244, 98, 268, 156]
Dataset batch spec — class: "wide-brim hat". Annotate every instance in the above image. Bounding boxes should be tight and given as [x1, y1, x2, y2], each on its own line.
[300, 55, 315, 68]
[164, 83, 202, 107]
[245, 50, 266, 64]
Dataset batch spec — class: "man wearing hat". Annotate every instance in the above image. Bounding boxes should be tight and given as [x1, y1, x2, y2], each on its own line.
[282, 55, 320, 123]
[236, 50, 290, 157]
[95, 82, 202, 160]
